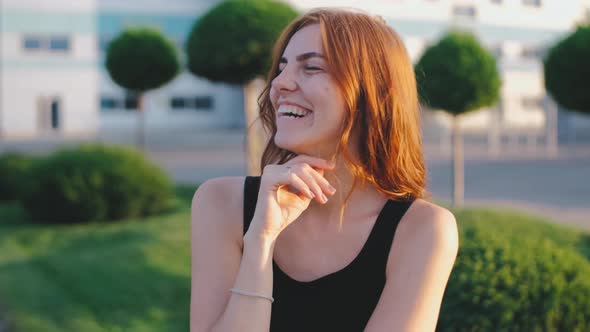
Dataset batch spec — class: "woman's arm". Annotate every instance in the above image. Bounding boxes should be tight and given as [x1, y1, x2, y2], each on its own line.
[190, 177, 275, 332]
[191, 157, 335, 331]
[363, 200, 459, 332]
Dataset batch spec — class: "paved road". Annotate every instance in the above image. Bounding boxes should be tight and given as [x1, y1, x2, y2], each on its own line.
[2, 129, 588, 230]
[425, 156, 589, 230]
[149, 134, 589, 230]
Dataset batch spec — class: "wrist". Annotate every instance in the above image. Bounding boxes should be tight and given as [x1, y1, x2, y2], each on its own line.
[243, 230, 276, 252]
[244, 212, 279, 247]
[242, 233, 276, 272]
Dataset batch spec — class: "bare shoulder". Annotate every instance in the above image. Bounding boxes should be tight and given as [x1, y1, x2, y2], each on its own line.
[386, 198, 459, 273]
[191, 176, 247, 245]
[400, 199, 458, 240]
[192, 176, 246, 209]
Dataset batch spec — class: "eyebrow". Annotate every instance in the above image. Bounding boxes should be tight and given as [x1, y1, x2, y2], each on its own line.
[279, 52, 326, 63]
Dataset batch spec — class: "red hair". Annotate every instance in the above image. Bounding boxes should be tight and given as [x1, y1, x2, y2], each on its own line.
[258, 8, 428, 203]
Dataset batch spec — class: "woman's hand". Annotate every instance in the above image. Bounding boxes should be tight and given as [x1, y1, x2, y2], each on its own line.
[245, 155, 337, 243]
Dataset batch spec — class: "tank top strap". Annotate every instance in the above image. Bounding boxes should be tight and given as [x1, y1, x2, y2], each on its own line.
[357, 198, 415, 272]
[243, 176, 261, 235]
[243, 175, 414, 268]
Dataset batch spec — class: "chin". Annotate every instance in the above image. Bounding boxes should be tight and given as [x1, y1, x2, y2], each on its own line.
[274, 135, 334, 158]
[274, 135, 304, 154]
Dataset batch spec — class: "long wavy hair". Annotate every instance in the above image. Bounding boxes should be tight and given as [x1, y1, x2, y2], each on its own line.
[257, 8, 428, 206]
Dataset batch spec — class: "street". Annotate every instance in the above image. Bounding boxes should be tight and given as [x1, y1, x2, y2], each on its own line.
[2, 129, 588, 229]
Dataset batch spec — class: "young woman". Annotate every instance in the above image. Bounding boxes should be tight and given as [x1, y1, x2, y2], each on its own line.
[190, 8, 459, 332]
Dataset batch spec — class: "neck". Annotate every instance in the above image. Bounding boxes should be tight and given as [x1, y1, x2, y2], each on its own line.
[302, 155, 387, 227]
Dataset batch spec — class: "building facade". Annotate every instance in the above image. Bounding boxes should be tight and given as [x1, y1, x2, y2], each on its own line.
[0, 0, 99, 139]
[0, 0, 241, 140]
[97, 0, 243, 139]
[1, 0, 589, 141]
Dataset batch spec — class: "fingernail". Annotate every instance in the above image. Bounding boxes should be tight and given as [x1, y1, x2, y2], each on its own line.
[328, 185, 336, 194]
[309, 191, 315, 198]
[321, 193, 328, 203]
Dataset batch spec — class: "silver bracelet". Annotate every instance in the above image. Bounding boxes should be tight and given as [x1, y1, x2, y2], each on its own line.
[230, 288, 274, 303]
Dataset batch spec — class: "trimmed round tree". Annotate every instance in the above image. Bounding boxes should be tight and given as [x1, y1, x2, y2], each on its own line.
[415, 30, 501, 207]
[106, 27, 180, 150]
[544, 25, 590, 117]
[186, 0, 298, 174]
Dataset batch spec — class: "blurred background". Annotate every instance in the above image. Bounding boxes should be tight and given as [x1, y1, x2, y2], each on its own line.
[0, 0, 589, 331]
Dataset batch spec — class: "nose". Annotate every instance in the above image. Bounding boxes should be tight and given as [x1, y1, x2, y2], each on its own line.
[271, 65, 297, 92]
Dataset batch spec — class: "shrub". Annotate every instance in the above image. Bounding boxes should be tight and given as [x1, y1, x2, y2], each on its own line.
[20, 144, 174, 224]
[0, 152, 37, 202]
[544, 25, 590, 116]
[438, 209, 590, 331]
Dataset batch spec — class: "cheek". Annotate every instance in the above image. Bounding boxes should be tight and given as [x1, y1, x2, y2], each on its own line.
[269, 87, 278, 109]
[324, 89, 346, 118]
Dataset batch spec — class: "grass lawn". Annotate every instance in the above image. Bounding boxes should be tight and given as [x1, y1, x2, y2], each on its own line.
[0, 185, 197, 332]
[0, 185, 588, 331]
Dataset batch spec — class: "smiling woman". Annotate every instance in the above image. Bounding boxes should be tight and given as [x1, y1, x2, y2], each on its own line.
[190, 8, 459, 332]
[269, 28, 344, 158]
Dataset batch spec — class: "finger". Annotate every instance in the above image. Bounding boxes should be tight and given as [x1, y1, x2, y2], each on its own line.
[297, 165, 329, 204]
[283, 172, 315, 200]
[285, 155, 335, 170]
[306, 166, 337, 197]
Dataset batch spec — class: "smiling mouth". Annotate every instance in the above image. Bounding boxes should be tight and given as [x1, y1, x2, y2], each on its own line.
[280, 112, 308, 119]
[277, 105, 313, 119]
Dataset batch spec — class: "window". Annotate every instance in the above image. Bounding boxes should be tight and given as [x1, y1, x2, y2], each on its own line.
[22, 35, 71, 53]
[523, 0, 542, 7]
[100, 97, 119, 110]
[100, 95, 137, 111]
[195, 96, 213, 109]
[124, 95, 138, 110]
[170, 96, 214, 111]
[23, 36, 42, 50]
[49, 36, 70, 51]
[171, 97, 187, 109]
[50, 100, 60, 129]
[452, 5, 477, 19]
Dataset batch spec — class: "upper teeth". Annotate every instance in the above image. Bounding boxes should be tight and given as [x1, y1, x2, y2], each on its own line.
[278, 105, 310, 116]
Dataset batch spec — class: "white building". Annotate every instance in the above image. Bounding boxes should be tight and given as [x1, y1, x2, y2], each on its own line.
[1, 0, 589, 141]
[0, 0, 99, 139]
[0, 0, 241, 140]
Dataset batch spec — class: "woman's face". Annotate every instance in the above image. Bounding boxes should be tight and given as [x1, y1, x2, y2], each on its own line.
[270, 24, 347, 158]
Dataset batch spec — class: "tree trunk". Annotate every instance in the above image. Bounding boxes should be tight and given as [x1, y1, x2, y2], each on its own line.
[243, 78, 267, 175]
[544, 95, 559, 158]
[488, 101, 502, 158]
[451, 115, 464, 208]
[137, 93, 145, 151]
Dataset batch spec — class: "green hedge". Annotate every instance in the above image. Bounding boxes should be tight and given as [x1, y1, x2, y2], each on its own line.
[20, 144, 174, 224]
[438, 209, 590, 331]
[0, 152, 37, 202]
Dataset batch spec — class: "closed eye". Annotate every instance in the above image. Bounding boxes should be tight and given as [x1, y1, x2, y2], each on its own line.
[276, 66, 322, 74]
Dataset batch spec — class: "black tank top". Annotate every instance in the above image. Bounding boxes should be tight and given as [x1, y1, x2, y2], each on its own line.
[243, 176, 413, 332]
